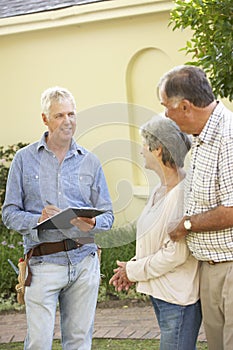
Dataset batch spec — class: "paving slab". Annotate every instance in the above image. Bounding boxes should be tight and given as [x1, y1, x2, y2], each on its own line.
[0, 305, 206, 345]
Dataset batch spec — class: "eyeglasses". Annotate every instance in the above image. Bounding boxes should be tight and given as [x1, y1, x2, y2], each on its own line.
[162, 97, 184, 110]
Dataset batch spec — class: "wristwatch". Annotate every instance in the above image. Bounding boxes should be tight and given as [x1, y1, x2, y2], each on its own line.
[184, 217, 192, 232]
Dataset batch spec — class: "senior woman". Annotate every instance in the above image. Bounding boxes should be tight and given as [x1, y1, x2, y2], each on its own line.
[110, 115, 202, 350]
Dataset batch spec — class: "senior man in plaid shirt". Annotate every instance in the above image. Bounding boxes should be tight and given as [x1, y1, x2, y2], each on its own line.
[158, 65, 233, 350]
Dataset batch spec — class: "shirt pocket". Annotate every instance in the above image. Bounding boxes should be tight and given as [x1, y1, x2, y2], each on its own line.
[63, 173, 94, 205]
[193, 171, 217, 206]
[78, 174, 94, 204]
[23, 174, 40, 200]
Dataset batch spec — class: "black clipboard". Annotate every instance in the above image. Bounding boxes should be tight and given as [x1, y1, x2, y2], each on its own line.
[33, 207, 106, 230]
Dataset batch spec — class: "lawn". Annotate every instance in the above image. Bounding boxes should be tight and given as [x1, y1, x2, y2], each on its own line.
[0, 339, 208, 350]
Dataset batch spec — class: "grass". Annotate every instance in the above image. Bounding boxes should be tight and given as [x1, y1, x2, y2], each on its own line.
[0, 339, 208, 350]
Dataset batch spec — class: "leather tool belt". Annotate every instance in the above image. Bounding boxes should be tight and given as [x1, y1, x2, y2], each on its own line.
[25, 238, 95, 286]
[31, 238, 95, 257]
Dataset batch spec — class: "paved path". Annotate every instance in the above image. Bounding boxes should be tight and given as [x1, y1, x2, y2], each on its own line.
[0, 304, 207, 346]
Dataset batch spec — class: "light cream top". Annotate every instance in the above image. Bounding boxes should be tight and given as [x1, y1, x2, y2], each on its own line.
[126, 180, 200, 305]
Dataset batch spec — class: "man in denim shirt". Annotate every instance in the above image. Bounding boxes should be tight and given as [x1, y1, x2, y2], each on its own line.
[2, 86, 114, 350]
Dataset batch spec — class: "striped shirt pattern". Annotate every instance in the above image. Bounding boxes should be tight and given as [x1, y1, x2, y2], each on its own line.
[185, 101, 233, 261]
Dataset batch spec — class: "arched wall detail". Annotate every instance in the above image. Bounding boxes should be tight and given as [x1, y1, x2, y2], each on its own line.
[126, 47, 171, 187]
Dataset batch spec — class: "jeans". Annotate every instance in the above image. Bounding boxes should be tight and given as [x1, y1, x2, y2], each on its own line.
[150, 296, 202, 350]
[24, 252, 100, 350]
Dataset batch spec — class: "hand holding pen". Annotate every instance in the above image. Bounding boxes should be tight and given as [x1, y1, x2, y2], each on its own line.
[38, 200, 61, 223]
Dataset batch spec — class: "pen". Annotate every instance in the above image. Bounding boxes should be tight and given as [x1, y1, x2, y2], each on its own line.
[46, 200, 53, 205]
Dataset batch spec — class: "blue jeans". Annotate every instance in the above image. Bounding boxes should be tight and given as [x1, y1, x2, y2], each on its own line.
[24, 252, 100, 350]
[150, 296, 202, 350]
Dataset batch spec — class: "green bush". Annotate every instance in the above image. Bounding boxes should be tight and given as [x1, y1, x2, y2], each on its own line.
[170, 0, 233, 101]
[96, 225, 137, 298]
[0, 227, 24, 292]
[0, 143, 28, 307]
[0, 142, 28, 223]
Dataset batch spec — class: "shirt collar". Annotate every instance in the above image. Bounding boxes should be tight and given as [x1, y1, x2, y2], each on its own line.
[37, 132, 85, 155]
[198, 101, 223, 144]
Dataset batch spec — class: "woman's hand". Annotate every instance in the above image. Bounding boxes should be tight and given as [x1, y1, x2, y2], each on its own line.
[109, 260, 134, 292]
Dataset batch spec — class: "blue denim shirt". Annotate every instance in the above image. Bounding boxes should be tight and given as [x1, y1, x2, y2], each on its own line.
[2, 132, 114, 265]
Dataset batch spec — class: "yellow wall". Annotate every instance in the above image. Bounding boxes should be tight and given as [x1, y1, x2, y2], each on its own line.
[0, 0, 232, 226]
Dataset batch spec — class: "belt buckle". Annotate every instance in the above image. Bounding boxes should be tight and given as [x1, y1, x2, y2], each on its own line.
[75, 239, 82, 248]
[208, 260, 215, 265]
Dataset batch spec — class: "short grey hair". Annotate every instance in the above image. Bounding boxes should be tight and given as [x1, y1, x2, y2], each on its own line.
[158, 65, 215, 108]
[140, 115, 191, 168]
[41, 86, 76, 117]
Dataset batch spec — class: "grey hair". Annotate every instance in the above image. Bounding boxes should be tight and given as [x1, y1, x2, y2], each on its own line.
[158, 65, 215, 108]
[41, 86, 76, 117]
[140, 115, 191, 168]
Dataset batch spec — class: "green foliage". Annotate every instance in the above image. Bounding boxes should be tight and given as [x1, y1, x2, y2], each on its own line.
[0, 292, 24, 312]
[0, 142, 28, 222]
[96, 225, 138, 298]
[0, 226, 24, 299]
[170, 0, 233, 101]
[0, 143, 29, 308]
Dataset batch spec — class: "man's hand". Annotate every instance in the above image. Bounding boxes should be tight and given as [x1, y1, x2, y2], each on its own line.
[39, 204, 61, 223]
[70, 217, 96, 232]
[109, 260, 134, 292]
[169, 217, 188, 241]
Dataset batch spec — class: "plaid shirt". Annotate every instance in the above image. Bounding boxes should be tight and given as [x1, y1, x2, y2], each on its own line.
[185, 101, 233, 261]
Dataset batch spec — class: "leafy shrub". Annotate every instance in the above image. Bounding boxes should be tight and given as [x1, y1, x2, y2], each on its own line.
[0, 142, 28, 224]
[0, 226, 24, 295]
[96, 225, 137, 297]
[170, 0, 233, 101]
[0, 143, 28, 305]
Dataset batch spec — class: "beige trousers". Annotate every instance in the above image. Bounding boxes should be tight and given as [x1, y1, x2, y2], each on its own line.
[200, 261, 233, 350]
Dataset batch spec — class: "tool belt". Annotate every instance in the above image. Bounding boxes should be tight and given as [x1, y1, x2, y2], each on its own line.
[31, 238, 94, 257]
[15, 238, 96, 305]
[25, 238, 95, 286]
